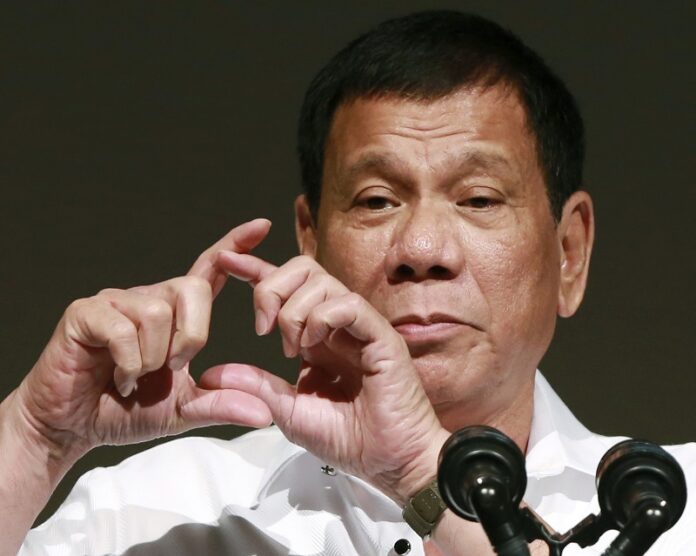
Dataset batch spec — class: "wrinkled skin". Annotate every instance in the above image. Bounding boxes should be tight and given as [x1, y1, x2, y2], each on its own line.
[5, 220, 275, 465]
[206, 86, 593, 513]
[205, 253, 448, 503]
[310, 87, 567, 432]
[1, 85, 592, 556]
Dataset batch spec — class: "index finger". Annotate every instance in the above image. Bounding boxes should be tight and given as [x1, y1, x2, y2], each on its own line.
[216, 251, 278, 287]
[187, 218, 271, 297]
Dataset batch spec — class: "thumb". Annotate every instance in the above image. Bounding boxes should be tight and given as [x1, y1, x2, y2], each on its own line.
[180, 385, 273, 429]
[199, 363, 297, 427]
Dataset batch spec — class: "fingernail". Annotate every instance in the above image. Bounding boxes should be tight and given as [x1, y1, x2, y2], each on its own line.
[118, 378, 135, 398]
[255, 310, 268, 335]
[282, 337, 296, 358]
[226, 270, 245, 281]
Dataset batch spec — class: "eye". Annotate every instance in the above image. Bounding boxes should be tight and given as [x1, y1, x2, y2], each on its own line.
[457, 187, 504, 210]
[461, 196, 500, 209]
[358, 195, 398, 211]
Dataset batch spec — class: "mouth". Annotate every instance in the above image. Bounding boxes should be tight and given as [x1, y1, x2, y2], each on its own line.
[390, 314, 475, 345]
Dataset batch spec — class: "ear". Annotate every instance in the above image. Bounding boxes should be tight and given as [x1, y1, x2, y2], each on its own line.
[294, 195, 318, 258]
[556, 191, 595, 318]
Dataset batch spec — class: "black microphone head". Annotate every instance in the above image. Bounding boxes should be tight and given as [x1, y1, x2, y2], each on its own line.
[437, 425, 527, 521]
[596, 439, 687, 530]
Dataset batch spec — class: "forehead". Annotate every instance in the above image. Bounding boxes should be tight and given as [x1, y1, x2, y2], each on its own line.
[323, 86, 540, 187]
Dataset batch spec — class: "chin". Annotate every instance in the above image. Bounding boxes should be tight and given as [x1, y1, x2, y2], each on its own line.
[416, 350, 522, 413]
[415, 354, 488, 401]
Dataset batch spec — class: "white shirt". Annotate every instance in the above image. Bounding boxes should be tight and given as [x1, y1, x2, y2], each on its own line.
[21, 372, 696, 555]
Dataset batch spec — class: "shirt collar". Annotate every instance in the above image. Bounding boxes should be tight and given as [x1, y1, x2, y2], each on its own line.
[526, 371, 614, 479]
[252, 428, 306, 504]
[254, 371, 615, 498]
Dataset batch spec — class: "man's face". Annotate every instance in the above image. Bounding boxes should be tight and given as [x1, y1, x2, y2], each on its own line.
[298, 86, 566, 428]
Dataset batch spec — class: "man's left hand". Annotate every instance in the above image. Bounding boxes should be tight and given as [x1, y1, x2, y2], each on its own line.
[201, 252, 449, 504]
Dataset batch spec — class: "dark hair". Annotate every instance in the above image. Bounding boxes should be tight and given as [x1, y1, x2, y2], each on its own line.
[297, 10, 584, 222]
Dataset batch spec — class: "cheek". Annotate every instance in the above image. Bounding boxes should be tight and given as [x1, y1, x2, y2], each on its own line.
[316, 224, 390, 296]
[477, 227, 560, 337]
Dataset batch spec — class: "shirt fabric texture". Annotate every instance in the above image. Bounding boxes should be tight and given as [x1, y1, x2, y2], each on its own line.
[21, 372, 696, 555]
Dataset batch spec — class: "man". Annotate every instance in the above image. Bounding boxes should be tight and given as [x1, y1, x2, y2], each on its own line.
[2, 10, 694, 555]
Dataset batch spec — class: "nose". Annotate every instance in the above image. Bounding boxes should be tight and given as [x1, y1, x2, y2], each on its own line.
[385, 204, 465, 282]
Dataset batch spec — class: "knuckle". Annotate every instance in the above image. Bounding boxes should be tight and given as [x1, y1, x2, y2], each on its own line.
[344, 292, 365, 310]
[291, 254, 311, 265]
[178, 329, 208, 353]
[306, 266, 343, 293]
[306, 272, 328, 290]
[293, 255, 321, 272]
[276, 309, 290, 329]
[253, 281, 272, 305]
[119, 359, 142, 375]
[316, 274, 342, 296]
[96, 287, 121, 297]
[110, 319, 137, 341]
[65, 296, 102, 322]
[65, 297, 88, 317]
[141, 353, 166, 372]
[277, 308, 301, 331]
[141, 299, 173, 323]
[129, 285, 150, 295]
[181, 275, 211, 296]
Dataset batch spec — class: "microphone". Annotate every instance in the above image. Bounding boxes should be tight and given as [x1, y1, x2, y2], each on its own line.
[438, 425, 530, 556]
[596, 439, 687, 556]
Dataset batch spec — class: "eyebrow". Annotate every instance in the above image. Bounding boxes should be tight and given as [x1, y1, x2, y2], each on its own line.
[339, 153, 411, 187]
[337, 149, 517, 191]
[448, 150, 516, 177]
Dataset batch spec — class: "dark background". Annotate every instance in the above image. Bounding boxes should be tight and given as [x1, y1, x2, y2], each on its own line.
[1, 1, 693, 525]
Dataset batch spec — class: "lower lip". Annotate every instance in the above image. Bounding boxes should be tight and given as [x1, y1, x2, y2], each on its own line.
[392, 322, 463, 344]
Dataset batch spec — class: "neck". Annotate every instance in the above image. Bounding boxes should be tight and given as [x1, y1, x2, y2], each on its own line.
[436, 374, 536, 455]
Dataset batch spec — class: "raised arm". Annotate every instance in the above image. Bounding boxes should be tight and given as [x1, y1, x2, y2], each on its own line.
[0, 219, 273, 555]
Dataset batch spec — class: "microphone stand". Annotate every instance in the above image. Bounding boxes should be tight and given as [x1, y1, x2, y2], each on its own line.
[438, 428, 687, 556]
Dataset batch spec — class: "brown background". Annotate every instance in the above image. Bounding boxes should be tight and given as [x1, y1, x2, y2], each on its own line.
[0, 1, 693, 525]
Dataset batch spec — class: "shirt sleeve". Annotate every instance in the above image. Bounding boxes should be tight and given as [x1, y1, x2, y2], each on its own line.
[19, 431, 280, 555]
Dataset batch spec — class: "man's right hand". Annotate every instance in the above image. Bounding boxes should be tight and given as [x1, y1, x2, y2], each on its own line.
[1, 219, 277, 555]
[3, 218, 274, 467]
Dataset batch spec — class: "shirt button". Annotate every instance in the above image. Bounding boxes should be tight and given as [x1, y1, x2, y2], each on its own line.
[320, 464, 336, 476]
[393, 538, 411, 555]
